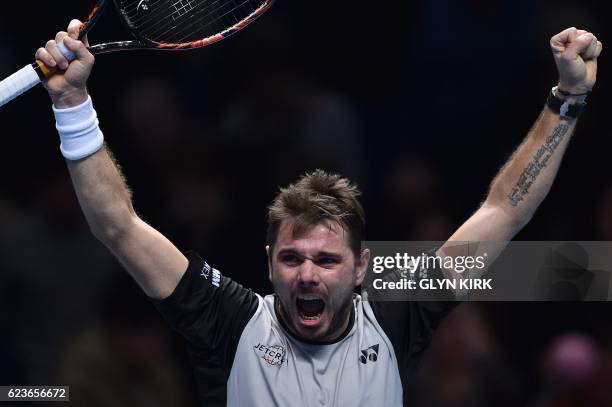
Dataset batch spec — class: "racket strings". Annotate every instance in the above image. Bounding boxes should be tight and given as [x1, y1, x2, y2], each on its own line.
[157, 0, 257, 43]
[154, 0, 257, 43]
[122, 0, 189, 33]
[119, 0, 262, 45]
[124, 0, 196, 25]
[131, 0, 242, 37]
[138, 0, 229, 39]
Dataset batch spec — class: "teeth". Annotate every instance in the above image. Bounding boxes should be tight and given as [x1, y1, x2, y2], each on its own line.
[297, 295, 321, 300]
[301, 313, 321, 320]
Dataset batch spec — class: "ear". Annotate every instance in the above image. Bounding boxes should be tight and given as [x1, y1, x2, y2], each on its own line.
[266, 245, 273, 282]
[354, 248, 370, 287]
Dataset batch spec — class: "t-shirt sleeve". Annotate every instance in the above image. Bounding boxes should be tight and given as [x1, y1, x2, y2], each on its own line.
[369, 264, 457, 357]
[367, 259, 459, 403]
[151, 251, 259, 405]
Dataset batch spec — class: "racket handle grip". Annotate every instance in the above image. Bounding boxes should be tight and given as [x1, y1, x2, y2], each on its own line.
[0, 39, 79, 107]
[0, 40, 79, 107]
[0, 64, 42, 107]
[35, 41, 77, 79]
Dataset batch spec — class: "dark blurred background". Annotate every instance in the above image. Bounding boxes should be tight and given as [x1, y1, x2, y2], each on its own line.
[1, 0, 612, 406]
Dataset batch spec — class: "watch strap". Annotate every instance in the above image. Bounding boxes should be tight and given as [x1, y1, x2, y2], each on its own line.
[546, 87, 587, 119]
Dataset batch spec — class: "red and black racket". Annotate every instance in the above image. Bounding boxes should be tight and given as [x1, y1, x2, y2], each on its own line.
[0, 0, 274, 107]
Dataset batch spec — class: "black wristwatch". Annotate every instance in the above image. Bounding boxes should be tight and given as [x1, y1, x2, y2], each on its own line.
[546, 86, 588, 119]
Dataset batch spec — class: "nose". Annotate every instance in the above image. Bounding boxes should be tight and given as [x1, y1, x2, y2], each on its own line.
[298, 259, 320, 286]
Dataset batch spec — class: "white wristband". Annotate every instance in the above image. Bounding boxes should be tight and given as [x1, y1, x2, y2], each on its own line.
[53, 95, 104, 160]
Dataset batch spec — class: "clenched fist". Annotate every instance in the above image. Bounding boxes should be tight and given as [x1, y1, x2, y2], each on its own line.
[551, 27, 603, 95]
[36, 19, 94, 108]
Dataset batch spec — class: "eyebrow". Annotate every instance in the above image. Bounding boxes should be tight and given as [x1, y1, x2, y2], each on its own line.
[276, 249, 343, 259]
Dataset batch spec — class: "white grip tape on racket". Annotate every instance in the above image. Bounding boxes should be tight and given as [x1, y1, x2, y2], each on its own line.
[0, 41, 76, 108]
[0, 65, 41, 107]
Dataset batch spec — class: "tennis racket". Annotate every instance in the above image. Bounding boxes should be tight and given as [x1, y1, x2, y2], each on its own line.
[0, 0, 274, 107]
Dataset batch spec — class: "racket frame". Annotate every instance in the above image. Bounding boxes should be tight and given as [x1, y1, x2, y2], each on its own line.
[96, 0, 275, 53]
[0, 0, 273, 106]
[32, 0, 274, 79]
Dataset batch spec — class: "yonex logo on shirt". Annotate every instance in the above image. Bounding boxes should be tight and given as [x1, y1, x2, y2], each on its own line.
[359, 344, 379, 364]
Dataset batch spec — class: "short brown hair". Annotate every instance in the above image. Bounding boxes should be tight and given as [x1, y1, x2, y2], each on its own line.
[267, 170, 365, 256]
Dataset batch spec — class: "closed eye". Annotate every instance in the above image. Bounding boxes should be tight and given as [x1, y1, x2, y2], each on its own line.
[279, 252, 303, 267]
[277, 250, 342, 269]
[315, 256, 342, 268]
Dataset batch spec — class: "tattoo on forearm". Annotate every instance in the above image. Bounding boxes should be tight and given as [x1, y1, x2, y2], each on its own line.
[507, 123, 570, 206]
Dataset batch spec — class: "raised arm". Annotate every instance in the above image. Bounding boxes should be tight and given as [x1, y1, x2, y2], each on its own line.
[37, 20, 188, 299]
[442, 27, 602, 248]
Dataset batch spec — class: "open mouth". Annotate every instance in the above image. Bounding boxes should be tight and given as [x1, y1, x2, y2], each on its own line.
[296, 296, 325, 321]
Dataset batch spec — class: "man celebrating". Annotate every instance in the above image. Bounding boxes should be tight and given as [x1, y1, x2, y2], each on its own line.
[36, 20, 601, 406]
